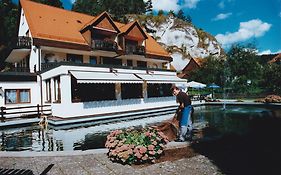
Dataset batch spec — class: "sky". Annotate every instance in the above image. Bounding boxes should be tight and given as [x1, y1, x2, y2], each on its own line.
[13, 0, 281, 54]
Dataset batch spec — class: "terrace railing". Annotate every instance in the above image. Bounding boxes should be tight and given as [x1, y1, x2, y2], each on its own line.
[125, 45, 145, 55]
[15, 36, 32, 49]
[92, 39, 118, 52]
[0, 104, 51, 122]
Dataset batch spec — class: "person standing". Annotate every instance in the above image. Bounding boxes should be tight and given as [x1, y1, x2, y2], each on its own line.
[171, 86, 193, 142]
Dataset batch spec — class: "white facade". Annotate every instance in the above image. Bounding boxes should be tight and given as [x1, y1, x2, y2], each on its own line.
[1, 4, 186, 120]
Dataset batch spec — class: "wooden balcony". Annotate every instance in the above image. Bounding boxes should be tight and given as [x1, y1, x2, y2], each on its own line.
[125, 45, 145, 55]
[15, 36, 32, 49]
[91, 39, 117, 52]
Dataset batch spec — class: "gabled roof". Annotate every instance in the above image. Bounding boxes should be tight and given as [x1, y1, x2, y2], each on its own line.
[119, 21, 148, 40]
[20, 0, 92, 46]
[182, 57, 204, 73]
[145, 34, 171, 60]
[19, 0, 171, 60]
[80, 11, 120, 33]
[268, 53, 281, 64]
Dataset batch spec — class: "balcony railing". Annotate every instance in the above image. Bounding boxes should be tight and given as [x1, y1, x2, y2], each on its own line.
[40, 62, 173, 73]
[7, 67, 30, 73]
[92, 40, 117, 52]
[125, 45, 145, 55]
[15, 36, 32, 49]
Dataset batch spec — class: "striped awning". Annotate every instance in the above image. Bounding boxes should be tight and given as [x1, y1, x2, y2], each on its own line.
[70, 71, 142, 84]
[135, 73, 186, 84]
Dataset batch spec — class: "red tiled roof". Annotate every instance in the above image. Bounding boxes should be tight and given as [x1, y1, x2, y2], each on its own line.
[20, 0, 171, 59]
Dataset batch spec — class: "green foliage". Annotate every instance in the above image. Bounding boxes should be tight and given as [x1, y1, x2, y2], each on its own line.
[227, 44, 263, 93]
[32, 0, 63, 8]
[0, 0, 18, 67]
[157, 10, 164, 16]
[176, 9, 192, 23]
[72, 0, 146, 22]
[188, 56, 225, 86]
[262, 64, 281, 94]
[145, 0, 153, 13]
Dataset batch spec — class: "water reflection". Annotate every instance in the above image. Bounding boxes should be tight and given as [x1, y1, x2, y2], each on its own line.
[0, 105, 279, 152]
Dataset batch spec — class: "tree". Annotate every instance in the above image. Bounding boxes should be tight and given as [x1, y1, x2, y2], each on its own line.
[72, 0, 146, 22]
[157, 10, 164, 16]
[176, 9, 185, 21]
[145, 0, 153, 13]
[188, 56, 225, 86]
[168, 10, 175, 17]
[0, 0, 18, 69]
[262, 64, 281, 94]
[226, 44, 263, 93]
[32, 0, 63, 8]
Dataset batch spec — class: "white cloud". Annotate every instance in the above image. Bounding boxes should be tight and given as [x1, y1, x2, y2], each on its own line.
[152, 0, 181, 12]
[183, 0, 201, 9]
[258, 49, 281, 55]
[212, 13, 232, 21]
[151, 0, 201, 12]
[218, 1, 225, 9]
[215, 19, 272, 47]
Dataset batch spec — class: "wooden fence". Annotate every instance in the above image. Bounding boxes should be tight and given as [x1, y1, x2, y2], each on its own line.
[0, 104, 51, 122]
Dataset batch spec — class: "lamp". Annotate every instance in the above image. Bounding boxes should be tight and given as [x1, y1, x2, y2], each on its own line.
[110, 68, 118, 73]
[146, 70, 154, 74]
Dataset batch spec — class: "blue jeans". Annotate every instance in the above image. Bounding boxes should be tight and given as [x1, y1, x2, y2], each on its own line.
[179, 105, 193, 141]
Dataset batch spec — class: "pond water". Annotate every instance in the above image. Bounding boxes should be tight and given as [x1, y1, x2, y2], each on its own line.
[0, 105, 280, 152]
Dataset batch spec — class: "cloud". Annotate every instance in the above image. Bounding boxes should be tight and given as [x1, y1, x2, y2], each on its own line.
[212, 13, 232, 21]
[215, 19, 272, 47]
[151, 0, 201, 12]
[151, 0, 181, 12]
[183, 0, 201, 9]
[218, 1, 225, 9]
[258, 49, 281, 55]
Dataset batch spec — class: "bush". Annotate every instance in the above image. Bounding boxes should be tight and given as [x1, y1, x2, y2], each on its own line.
[105, 127, 169, 164]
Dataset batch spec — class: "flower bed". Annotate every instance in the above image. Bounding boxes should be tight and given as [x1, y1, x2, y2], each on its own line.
[105, 127, 169, 164]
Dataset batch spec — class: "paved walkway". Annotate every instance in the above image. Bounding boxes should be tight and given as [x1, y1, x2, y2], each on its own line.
[0, 143, 221, 175]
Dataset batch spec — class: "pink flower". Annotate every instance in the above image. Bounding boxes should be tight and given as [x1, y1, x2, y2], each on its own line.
[139, 146, 147, 154]
[152, 141, 157, 145]
[149, 150, 155, 155]
[148, 145, 155, 151]
[157, 150, 163, 154]
[135, 152, 142, 159]
[145, 132, 151, 137]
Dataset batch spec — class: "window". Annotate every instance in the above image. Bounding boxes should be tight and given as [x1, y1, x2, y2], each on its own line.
[67, 54, 83, 63]
[71, 79, 116, 102]
[90, 56, 97, 65]
[5, 89, 31, 104]
[127, 60, 133, 67]
[46, 79, 51, 102]
[147, 84, 173, 98]
[54, 77, 61, 103]
[137, 61, 147, 68]
[102, 57, 122, 66]
[121, 84, 143, 99]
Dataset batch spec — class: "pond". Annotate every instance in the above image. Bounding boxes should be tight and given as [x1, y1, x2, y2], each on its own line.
[0, 105, 280, 152]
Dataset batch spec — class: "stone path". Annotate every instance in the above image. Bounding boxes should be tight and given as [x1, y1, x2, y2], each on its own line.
[0, 153, 221, 175]
[0, 143, 222, 175]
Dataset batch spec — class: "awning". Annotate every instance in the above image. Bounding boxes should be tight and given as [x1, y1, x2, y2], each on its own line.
[136, 73, 186, 84]
[70, 71, 143, 83]
[6, 49, 30, 63]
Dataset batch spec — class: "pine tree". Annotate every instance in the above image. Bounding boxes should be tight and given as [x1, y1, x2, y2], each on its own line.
[145, 0, 153, 13]
[177, 9, 186, 21]
[32, 0, 63, 8]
